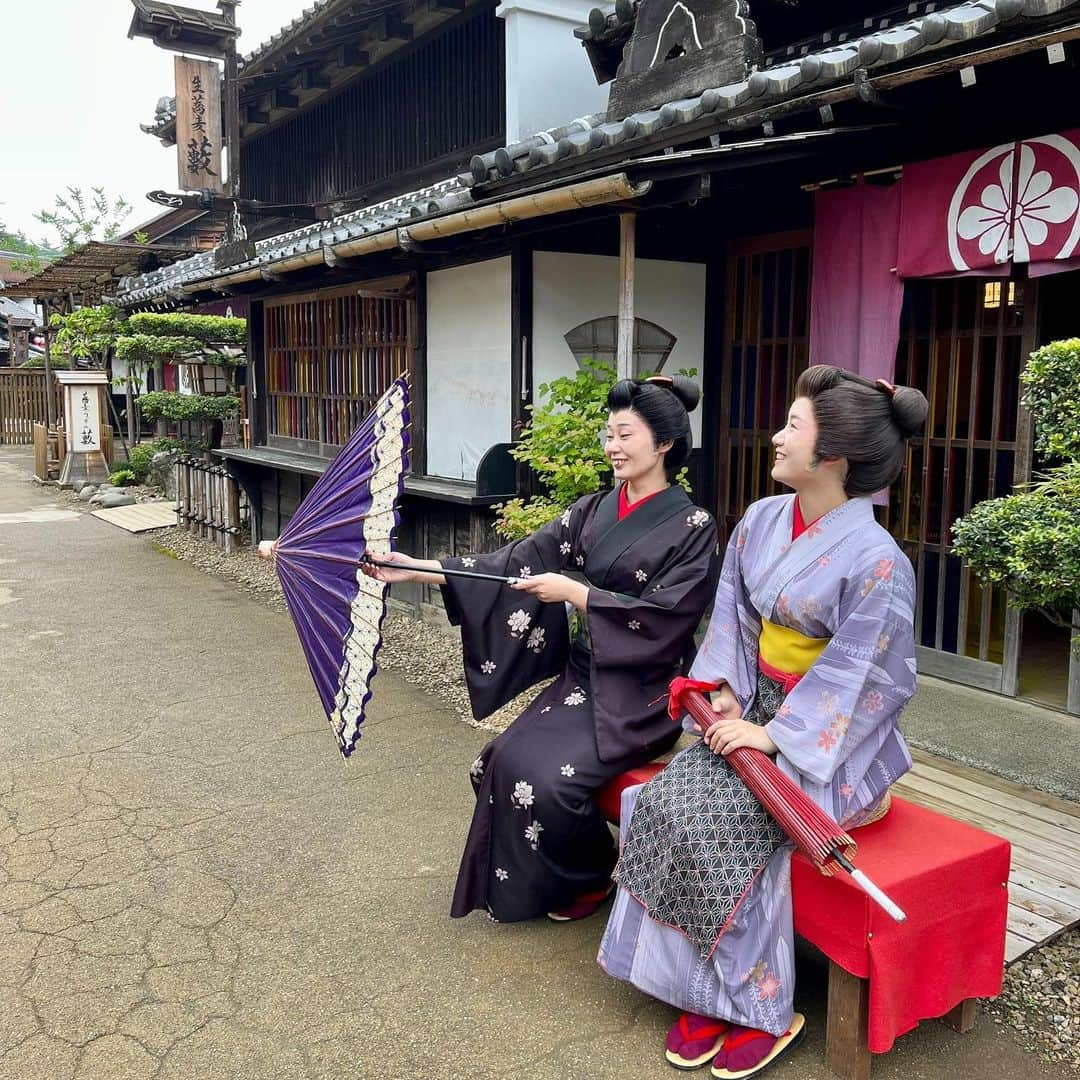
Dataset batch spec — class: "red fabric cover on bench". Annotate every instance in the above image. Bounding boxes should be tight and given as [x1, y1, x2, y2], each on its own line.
[791, 795, 1009, 1052]
[595, 771, 1010, 1056]
[594, 763, 665, 823]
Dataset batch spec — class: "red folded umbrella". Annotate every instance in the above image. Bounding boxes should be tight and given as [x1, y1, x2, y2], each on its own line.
[670, 678, 905, 923]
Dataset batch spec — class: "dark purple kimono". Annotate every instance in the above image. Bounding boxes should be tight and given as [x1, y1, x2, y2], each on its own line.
[441, 484, 719, 922]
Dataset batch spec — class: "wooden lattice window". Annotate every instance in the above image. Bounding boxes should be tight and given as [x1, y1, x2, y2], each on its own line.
[718, 232, 813, 538]
[264, 281, 414, 454]
[889, 276, 1032, 684]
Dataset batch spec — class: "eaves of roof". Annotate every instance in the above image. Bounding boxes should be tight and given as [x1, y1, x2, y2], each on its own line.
[469, 0, 1080, 190]
[118, 0, 1080, 306]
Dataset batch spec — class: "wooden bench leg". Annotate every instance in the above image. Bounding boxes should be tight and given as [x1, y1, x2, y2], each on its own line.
[941, 998, 978, 1034]
[826, 961, 871, 1080]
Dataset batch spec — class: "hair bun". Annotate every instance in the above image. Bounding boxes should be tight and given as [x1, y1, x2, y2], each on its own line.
[890, 385, 928, 438]
[667, 373, 701, 413]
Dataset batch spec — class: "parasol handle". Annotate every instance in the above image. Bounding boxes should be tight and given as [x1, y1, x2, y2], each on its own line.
[831, 850, 907, 923]
[362, 555, 520, 586]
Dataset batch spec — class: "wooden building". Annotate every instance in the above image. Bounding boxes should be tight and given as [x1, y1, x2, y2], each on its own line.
[118, 0, 1080, 715]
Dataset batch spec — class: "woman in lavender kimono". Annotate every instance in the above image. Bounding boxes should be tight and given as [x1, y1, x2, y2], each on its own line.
[599, 366, 928, 1079]
[365, 376, 719, 924]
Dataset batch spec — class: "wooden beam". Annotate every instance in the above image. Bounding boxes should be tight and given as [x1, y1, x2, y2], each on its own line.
[245, 103, 270, 126]
[371, 13, 414, 43]
[300, 65, 332, 91]
[617, 211, 636, 380]
[337, 42, 369, 69]
[272, 86, 300, 110]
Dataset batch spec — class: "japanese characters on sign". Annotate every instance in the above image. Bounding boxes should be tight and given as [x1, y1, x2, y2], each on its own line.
[175, 56, 224, 193]
[75, 387, 101, 453]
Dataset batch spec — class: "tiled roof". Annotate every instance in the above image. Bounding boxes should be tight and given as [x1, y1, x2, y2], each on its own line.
[118, 177, 472, 306]
[469, 0, 1080, 185]
[119, 0, 1080, 305]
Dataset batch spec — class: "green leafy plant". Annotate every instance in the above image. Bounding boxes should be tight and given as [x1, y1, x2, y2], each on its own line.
[125, 312, 246, 345]
[952, 338, 1080, 643]
[109, 469, 137, 487]
[494, 361, 617, 539]
[34, 186, 132, 254]
[19, 355, 70, 370]
[1020, 338, 1080, 461]
[138, 392, 239, 423]
[125, 436, 199, 484]
[49, 305, 124, 368]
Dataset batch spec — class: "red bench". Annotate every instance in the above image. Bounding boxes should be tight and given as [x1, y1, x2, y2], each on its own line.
[595, 768, 1010, 1080]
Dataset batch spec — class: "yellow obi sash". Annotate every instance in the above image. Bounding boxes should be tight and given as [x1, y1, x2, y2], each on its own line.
[758, 618, 829, 678]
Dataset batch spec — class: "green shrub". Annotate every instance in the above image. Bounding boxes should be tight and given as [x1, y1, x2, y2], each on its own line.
[137, 392, 239, 422]
[1021, 338, 1080, 461]
[126, 312, 246, 344]
[125, 436, 198, 484]
[953, 464, 1080, 621]
[953, 337, 1080, 637]
[19, 355, 70, 369]
[109, 469, 137, 487]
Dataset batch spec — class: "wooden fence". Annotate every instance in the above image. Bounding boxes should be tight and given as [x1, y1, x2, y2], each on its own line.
[0, 370, 62, 445]
[33, 423, 114, 481]
[175, 458, 249, 553]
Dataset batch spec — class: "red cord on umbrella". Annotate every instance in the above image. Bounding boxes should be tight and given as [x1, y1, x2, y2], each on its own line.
[669, 678, 906, 923]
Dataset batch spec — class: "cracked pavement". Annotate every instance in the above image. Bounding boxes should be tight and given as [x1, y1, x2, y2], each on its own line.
[0, 448, 1071, 1080]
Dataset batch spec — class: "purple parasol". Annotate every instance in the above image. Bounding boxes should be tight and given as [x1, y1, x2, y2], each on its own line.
[266, 378, 410, 759]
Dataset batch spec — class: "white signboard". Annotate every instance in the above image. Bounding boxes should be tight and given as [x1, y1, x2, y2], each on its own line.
[73, 386, 101, 453]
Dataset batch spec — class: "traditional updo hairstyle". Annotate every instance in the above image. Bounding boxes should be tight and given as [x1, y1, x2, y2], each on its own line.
[606, 374, 701, 481]
[794, 365, 929, 495]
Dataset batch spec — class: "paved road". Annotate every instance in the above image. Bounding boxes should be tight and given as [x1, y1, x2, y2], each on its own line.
[0, 449, 1071, 1079]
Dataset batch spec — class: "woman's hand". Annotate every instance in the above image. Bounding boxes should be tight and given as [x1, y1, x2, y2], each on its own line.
[703, 715, 778, 757]
[362, 550, 444, 585]
[510, 573, 588, 610]
[708, 683, 743, 723]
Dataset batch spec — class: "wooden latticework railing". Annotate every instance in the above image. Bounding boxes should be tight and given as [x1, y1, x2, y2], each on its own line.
[175, 458, 249, 553]
[0, 370, 62, 445]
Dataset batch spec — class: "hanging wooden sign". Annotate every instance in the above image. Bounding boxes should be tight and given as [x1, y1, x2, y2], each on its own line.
[175, 56, 224, 193]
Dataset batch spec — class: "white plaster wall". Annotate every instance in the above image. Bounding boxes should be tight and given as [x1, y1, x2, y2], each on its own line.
[531, 250, 708, 441]
[425, 257, 513, 480]
[499, 0, 609, 142]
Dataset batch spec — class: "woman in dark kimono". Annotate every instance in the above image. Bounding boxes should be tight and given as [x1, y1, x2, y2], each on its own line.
[365, 376, 719, 923]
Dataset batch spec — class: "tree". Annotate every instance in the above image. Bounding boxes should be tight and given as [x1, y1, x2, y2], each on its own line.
[952, 339, 1080, 666]
[34, 186, 133, 255]
[48, 305, 125, 369]
[0, 220, 55, 274]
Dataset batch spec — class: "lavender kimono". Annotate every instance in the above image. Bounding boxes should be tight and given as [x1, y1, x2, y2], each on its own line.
[599, 495, 917, 1033]
[442, 484, 719, 922]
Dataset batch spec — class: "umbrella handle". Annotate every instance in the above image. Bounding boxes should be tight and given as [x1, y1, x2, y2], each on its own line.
[362, 555, 520, 586]
[831, 850, 906, 923]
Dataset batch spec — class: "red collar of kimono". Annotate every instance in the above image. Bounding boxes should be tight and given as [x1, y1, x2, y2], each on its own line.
[618, 482, 663, 520]
[792, 498, 824, 541]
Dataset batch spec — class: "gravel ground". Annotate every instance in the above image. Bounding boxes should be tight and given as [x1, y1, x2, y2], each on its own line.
[34, 476, 1080, 1067]
[986, 930, 1079, 1068]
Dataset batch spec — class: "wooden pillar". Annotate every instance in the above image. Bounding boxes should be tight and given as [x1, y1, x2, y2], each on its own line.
[617, 211, 636, 381]
[41, 302, 55, 431]
[941, 998, 978, 1034]
[155, 359, 167, 438]
[1068, 613, 1080, 715]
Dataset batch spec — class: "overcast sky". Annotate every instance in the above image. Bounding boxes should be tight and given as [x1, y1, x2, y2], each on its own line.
[1, 0, 305, 243]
